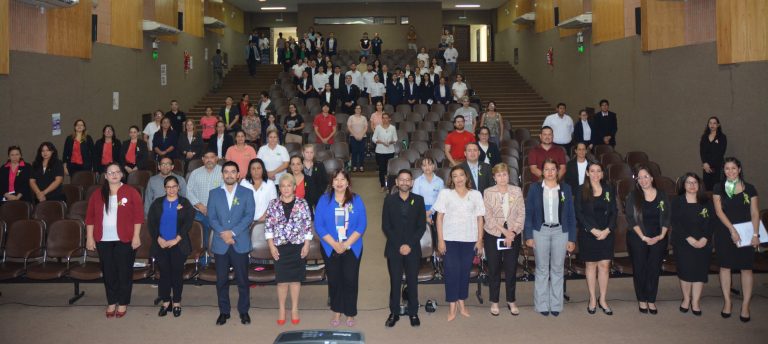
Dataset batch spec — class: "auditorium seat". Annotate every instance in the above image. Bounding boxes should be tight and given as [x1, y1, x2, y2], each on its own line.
[132, 224, 154, 281]
[424, 148, 446, 167]
[66, 200, 88, 221]
[424, 112, 441, 122]
[127, 170, 152, 188]
[399, 121, 416, 134]
[285, 142, 302, 157]
[661, 240, 677, 274]
[600, 152, 623, 167]
[61, 184, 83, 207]
[626, 151, 650, 168]
[417, 121, 435, 133]
[197, 231, 234, 283]
[437, 121, 454, 132]
[330, 142, 350, 161]
[406, 112, 423, 123]
[0, 200, 33, 228]
[500, 139, 520, 152]
[0, 221, 5, 250]
[248, 222, 276, 283]
[611, 215, 633, 275]
[643, 161, 663, 179]
[655, 176, 677, 196]
[608, 163, 633, 182]
[27, 220, 83, 280]
[0, 219, 45, 280]
[305, 229, 326, 283]
[615, 178, 634, 213]
[32, 200, 67, 227]
[322, 158, 345, 175]
[593, 144, 614, 160]
[514, 128, 531, 143]
[315, 149, 334, 162]
[70, 171, 97, 189]
[409, 141, 429, 155]
[399, 149, 421, 167]
[413, 104, 429, 117]
[84, 185, 100, 200]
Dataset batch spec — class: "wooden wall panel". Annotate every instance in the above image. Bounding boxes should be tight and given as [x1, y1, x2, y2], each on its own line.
[558, 0, 583, 37]
[205, 0, 222, 20]
[9, 1, 47, 54]
[0, 0, 8, 75]
[685, 0, 715, 45]
[222, 1, 244, 33]
[154, 0, 177, 27]
[46, 0, 92, 59]
[516, 0, 533, 31]
[496, 0, 514, 33]
[111, 0, 143, 49]
[95, 0, 111, 44]
[183, 0, 204, 37]
[535, 0, 554, 33]
[716, 0, 768, 64]
[623, 0, 640, 37]
[593, 0, 625, 44]
[641, 0, 685, 52]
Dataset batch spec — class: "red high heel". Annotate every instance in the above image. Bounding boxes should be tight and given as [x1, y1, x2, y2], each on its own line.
[106, 309, 116, 319]
[291, 318, 300, 325]
[277, 319, 286, 326]
[115, 308, 127, 318]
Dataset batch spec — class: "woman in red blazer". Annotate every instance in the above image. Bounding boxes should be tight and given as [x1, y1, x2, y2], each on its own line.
[85, 162, 144, 318]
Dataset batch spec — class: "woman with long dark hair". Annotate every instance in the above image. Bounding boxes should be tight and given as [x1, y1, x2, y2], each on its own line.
[624, 164, 671, 315]
[121, 126, 149, 174]
[62, 119, 94, 176]
[240, 158, 277, 247]
[29, 142, 66, 203]
[712, 157, 759, 322]
[672, 172, 712, 316]
[314, 169, 367, 327]
[84, 162, 143, 318]
[93, 125, 122, 174]
[699, 116, 727, 191]
[153, 117, 178, 161]
[1, 146, 32, 203]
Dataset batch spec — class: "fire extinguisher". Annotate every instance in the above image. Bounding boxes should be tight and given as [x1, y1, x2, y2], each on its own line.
[184, 51, 191, 74]
[546, 47, 554, 66]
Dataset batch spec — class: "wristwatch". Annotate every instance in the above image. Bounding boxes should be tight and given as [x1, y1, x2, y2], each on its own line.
[344, 243, 351, 250]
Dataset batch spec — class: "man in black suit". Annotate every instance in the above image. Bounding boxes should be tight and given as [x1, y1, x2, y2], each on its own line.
[339, 75, 360, 114]
[378, 64, 393, 85]
[573, 109, 596, 150]
[304, 59, 318, 78]
[459, 142, 494, 193]
[593, 99, 618, 147]
[386, 74, 404, 106]
[328, 65, 344, 98]
[382, 169, 426, 328]
[404, 74, 419, 108]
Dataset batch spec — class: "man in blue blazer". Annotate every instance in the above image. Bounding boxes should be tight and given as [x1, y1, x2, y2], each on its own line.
[208, 161, 255, 326]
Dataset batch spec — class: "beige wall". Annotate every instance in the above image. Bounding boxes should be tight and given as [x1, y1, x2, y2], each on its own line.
[0, 27, 246, 157]
[495, 28, 768, 193]
[296, 2, 442, 51]
[246, 12, 299, 30]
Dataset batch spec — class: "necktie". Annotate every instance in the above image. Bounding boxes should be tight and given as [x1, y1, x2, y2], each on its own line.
[472, 167, 478, 187]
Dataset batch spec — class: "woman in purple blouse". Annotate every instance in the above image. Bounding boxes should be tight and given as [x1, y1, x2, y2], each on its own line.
[265, 173, 313, 326]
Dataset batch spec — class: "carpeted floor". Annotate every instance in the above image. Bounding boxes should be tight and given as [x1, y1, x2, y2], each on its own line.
[1, 176, 766, 343]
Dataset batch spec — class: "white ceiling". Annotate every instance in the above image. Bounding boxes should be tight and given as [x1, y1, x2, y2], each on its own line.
[227, 0, 507, 12]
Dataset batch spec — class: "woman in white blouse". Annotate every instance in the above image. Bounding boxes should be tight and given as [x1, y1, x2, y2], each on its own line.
[417, 47, 430, 68]
[430, 58, 443, 77]
[240, 158, 277, 247]
[371, 113, 397, 192]
[433, 165, 485, 322]
[313, 65, 329, 93]
[257, 130, 290, 181]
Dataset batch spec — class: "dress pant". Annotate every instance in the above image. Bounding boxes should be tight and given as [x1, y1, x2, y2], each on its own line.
[443, 241, 475, 302]
[215, 246, 250, 315]
[375, 153, 394, 187]
[370, 96, 383, 106]
[323, 249, 361, 317]
[349, 137, 367, 169]
[702, 167, 720, 191]
[483, 232, 521, 303]
[387, 251, 420, 315]
[532, 226, 567, 312]
[627, 233, 666, 303]
[155, 245, 186, 303]
[213, 69, 223, 90]
[277, 48, 286, 64]
[96, 241, 136, 305]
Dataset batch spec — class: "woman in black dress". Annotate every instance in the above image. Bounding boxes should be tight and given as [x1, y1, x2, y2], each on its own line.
[624, 164, 670, 315]
[29, 142, 66, 203]
[699, 117, 726, 191]
[713, 157, 760, 322]
[672, 173, 712, 316]
[575, 161, 617, 315]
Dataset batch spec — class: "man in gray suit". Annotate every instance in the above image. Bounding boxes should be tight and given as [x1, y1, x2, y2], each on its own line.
[208, 161, 255, 325]
[459, 142, 494, 193]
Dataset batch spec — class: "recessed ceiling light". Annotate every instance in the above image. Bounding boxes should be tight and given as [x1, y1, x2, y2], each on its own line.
[455, 4, 480, 8]
[261, 7, 286, 10]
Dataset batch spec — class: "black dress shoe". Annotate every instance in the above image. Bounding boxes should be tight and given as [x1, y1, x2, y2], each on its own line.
[384, 313, 399, 328]
[692, 309, 702, 316]
[721, 311, 731, 318]
[648, 308, 658, 315]
[551, 311, 560, 317]
[158, 304, 172, 317]
[639, 307, 648, 314]
[739, 315, 750, 323]
[240, 313, 251, 325]
[679, 306, 689, 313]
[587, 306, 596, 315]
[216, 313, 230, 325]
[539, 311, 549, 316]
[409, 315, 420, 327]
[172, 306, 182, 317]
[599, 304, 613, 316]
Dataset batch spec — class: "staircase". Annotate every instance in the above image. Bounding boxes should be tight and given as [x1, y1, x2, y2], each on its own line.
[187, 64, 283, 122]
[459, 62, 552, 135]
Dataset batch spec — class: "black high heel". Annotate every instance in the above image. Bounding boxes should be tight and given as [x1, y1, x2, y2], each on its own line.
[739, 314, 750, 323]
[158, 304, 172, 317]
[587, 306, 596, 315]
[599, 304, 613, 316]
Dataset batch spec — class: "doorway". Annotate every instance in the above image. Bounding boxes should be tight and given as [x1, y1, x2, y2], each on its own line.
[271, 27, 297, 64]
[470, 25, 489, 62]
[445, 25, 470, 62]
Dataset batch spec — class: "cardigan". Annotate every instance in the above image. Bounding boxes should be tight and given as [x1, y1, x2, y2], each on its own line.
[62, 135, 94, 170]
[146, 196, 194, 256]
[264, 197, 313, 246]
[85, 184, 144, 243]
[523, 182, 577, 242]
[0, 160, 32, 203]
[120, 139, 149, 169]
[478, 142, 501, 167]
[482, 185, 525, 237]
[314, 193, 367, 258]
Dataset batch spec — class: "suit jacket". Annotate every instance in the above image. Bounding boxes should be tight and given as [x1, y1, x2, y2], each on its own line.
[434, 84, 452, 104]
[478, 142, 501, 167]
[62, 135, 95, 170]
[218, 106, 241, 127]
[523, 182, 577, 242]
[93, 138, 122, 172]
[564, 159, 584, 193]
[404, 81, 419, 101]
[592, 111, 618, 146]
[378, 71, 393, 85]
[482, 185, 525, 237]
[176, 133, 205, 163]
[419, 82, 435, 103]
[304, 162, 328, 208]
[459, 161, 494, 194]
[574, 183, 617, 232]
[207, 185, 255, 254]
[573, 120, 596, 146]
[0, 160, 32, 202]
[298, 77, 313, 93]
[340, 83, 361, 105]
[328, 73, 344, 92]
[207, 133, 234, 158]
[386, 80, 404, 105]
[304, 66, 318, 78]
[147, 196, 195, 256]
[257, 100, 277, 122]
[120, 139, 149, 169]
[382, 193, 426, 258]
[319, 90, 338, 111]
[326, 38, 338, 54]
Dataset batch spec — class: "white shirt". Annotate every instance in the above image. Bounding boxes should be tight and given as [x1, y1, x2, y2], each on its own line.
[345, 70, 362, 88]
[259, 100, 271, 118]
[452, 82, 467, 100]
[143, 122, 161, 150]
[371, 125, 398, 154]
[239, 179, 277, 221]
[292, 63, 307, 78]
[433, 65, 443, 75]
[313, 72, 329, 93]
[216, 135, 224, 158]
[101, 195, 119, 241]
[362, 71, 377, 90]
[222, 185, 236, 210]
[331, 73, 342, 89]
[444, 48, 458, 63]
[417, 53, 430, 66]
[368, 82, 386, 98]
[577, 160, 588, 185]
[543, 113, 575, 145]
[580, 119, 591, 141]
[259, 38, 269, 50]
[432, 189, 485, 242]
[542, 182, 561, 224]
[328, 38, 336, 49]
[439, 84, 447, 97]
[257, 144, 290, 179]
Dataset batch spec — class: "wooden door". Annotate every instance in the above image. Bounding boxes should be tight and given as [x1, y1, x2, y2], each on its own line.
[446, 25, 470, 62]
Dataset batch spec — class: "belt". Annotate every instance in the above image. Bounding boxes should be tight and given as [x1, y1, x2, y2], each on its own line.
[542, 223, 560, 228]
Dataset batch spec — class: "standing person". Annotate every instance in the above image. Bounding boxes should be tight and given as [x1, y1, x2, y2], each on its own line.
[451, 74, 467, 102]
[240, 158, 277, 249]
[297, 71, 315, 101]
[326, 32, 338, 56]
[542, 103, 574, 155]
[575, 161, 617, 315]
[412, 157, 444, 227]
[433, 166, 485, 321]
[592, 99, 617, 147]
[404, 74, 419, 108]
[483, 163, 525, 316]
[200, 107, 219, 142]
[406, 26, 418, 52]
[340, 75, 361, 114]
[225, 131, 257, 180]
[144, 157, 187, 214]
[177, 119, 205, 173]
[212, 49, 226, 92]
[417, 47, 430, 67]
[152, 117, 178, 161]
[434, 77, 452, 105]
[672, 173, 713, 316]
[371, 33, 383, 57]
[185, 150, 223, 258]
[314, 170, 368, 328]
[367, 74, 386, 106]
[62, 119, 94, 176]
[283, 105, 305, 145]
[143, 111, 163, 151]
[624, 165, 671, 315]
[712, 157, 759, 322]
[359, 32, 371, 58]
[208, 161, 255, 326]
[238, 94, 251, 121]
[453, 99, 479, 133]
[241, 105, 262, 146]
[443, 116, 476, 167]
[479, 101, 503, 145]
[524, 159, 577, 317]
[302, 144, 328, 209]
[258, 92, 277, 125]
[419, 73, 435, 106]
[258, 130, 290, 181]
[147, 175, 194, 317]
[369, 101, 385, 132]
[277, 32, 286, 65]
[121, 126, 148, 174]
[347, 105, 369, 172]
[573, 109, 595, 150]
[527, 127, 567, 182]
[84, 162, 143, 318]
[477, 127, 501, 167]
[94, 125, 122, 174]
[319, 84, 338, 113]
[458, 142, 494, 194]
[564, 142, 590, 193]
[165, 100, 187, 133]
[699, 116, 727, 191]
[207, 121, 234, 159]
[313, 66, 329, 95]
[246, 42, 260, 77]
[289, 156, 308, 200]
[313, 104, 337, 147]
[265, 173, 313, 325]
[261, 113, 283, 145]
[259, 32, 270, 64]
[219, 96, 241, 133]
[444, 43, 458, 77]
[1, 146, 32, 203]
[371, 113, 397, 192]
[386, 73, 404, 106]
[382, 169, 426, 327]
[29, 142, 66, 203]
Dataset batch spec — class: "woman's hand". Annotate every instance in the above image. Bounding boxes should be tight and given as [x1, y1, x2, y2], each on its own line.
[504, 234, 515, 248]
[686, 237, 698, 248]
[36, 191, 46, 202]
[566, 241, 576, 253]
[333, 241, 346, 254]
[86, 236, 96, 251]
[300, 241, 310, 258]
[751, 235, 760, 248]
[702, 163, 712, 174]
[157, 237, 167, 249]
[437, 240, 446, 255]
[131, 236, 141, 250]
[590, 228, 601, 238]
[597, 229, 611, 241]
[269, 244, 280, 261]
[474, 241, 484, 256]
[525, 239, 535, 249]
[730, 230, 741, 246]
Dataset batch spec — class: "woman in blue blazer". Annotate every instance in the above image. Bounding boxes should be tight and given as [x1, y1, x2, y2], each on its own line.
[314, 169, 367, 328]
[524, 158, 577, 317]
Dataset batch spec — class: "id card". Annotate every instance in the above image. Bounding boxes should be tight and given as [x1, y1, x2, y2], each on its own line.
[335, 207, 347, 241]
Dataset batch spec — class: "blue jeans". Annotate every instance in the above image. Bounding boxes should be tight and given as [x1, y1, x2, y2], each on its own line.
[349, 136, 366, 168]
